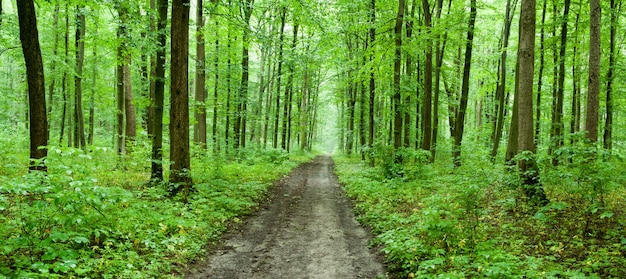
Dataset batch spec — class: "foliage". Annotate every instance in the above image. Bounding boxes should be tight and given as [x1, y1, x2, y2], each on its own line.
[0, 145, 312, 278]
[335, 155, 626, 278]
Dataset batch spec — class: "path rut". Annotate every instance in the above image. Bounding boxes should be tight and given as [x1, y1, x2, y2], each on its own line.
[186, 156, 386, 279]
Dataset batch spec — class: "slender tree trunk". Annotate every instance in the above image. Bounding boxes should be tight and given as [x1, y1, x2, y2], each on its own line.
[212, 16, 220, 152]
[490, 0, 516, 160]
[150, 0, 168, 182]
[368, 0, 376, 165]
[403, 0, 415, 148]
[604, 0, 619, 150]
[553, 0, 570, 164]
[392, 0, 405, 149]
[17, 0, 48, 171]
[88, 36, 96, 145]
[585, 0, 601, 143]
[116, 18, 126, 156]
[431, 0, 448, 162]
[47, 4, 61, 135]
[452, 0, 477, 167]
[194, 0, 207, 149]
[169, 0, 192, 195]
[535, 0, 547, 144]
[59, 5, 69, 146]
[421, 0, 432, 152]
[273, 7, 287, 149]
[570, 6, 582, 138]
[282, 22, 298, 151]
[235, 0, 254, 150]
[124, 55, 136, 149]
[505, 58, 520, 164]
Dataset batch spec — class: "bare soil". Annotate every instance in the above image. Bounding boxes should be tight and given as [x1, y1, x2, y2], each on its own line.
[186, 156, 387, 279]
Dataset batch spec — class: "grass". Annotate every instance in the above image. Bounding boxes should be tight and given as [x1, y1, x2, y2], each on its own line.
[334, 153, 626, 278]
[0, 142, 314, 278]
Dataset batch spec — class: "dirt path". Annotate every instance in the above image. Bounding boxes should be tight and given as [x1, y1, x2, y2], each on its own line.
[186, 156, 386, 279]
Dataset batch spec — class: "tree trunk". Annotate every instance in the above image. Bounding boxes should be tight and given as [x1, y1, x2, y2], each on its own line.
[169, 0, 192, 195]
[273, 7, 287, 149]
[47, 3, 61, 135]
[17, 0, 48, 171]
[585, 0, 601, 143]
[535, 0, 547, 144]
[490, 0, 516, 160]
[116, 21, 126, 156]
[553, 0, 570, 164]
[59, 5, 69, 146]
[431, 0, 448, 162]
[570, 6, 582, 138]
[518, 0, 548, 205]
[452, 0, 477, 167]
[604, 0, 619, 150]
[281, 22, 298, 151]
[212, 15, 220, 152]
[505, 58, 520, 164]
[421, 0, 432, 152]
[368, 0, 376, 165]
[194, 0, 207, 149]
[235, 0, 254, 150]
[124, 55, 136, 149]
[151, 0, 168, 182]
[392, 0, 405, 149]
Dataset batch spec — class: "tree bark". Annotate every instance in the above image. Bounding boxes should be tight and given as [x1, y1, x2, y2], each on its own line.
[17, 0, 49, 171]
[452, 0, 477, 167]
[235, 0, 254, 150]
[604, 0, 619, 150]
[194, 0, 207, 149]
[490, 0, 516, 160]
[585, 0, 601, 143]
[169, 0, 192, 194]
[368, 0, 376, 165]
[518, 0, 548, 205]
[392, 0, 405, 149]
[421, 0, 432, 152]
[151, 0, 168, 182]
[273, 7, 287, 149]
[535, 0, 547, 144]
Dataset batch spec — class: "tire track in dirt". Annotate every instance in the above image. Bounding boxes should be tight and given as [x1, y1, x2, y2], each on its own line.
[186, 156, 386, 279]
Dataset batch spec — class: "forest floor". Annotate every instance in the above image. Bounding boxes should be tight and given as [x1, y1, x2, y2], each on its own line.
[185, 156, 387, 279]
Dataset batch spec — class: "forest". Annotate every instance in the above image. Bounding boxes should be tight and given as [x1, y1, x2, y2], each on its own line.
[1, 0, 625, 277]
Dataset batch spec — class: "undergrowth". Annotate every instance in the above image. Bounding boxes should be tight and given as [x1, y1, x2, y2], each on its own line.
[0, 144, 313, 278]
[335, 150, 626, 279]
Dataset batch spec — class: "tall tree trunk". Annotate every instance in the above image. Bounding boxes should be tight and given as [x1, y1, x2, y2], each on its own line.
[151, 0, 168, 182]
[452, 0, 477, 167]
[368, 0, 376, 165]
[273, 7, 287, 149]
[194, 0, 207, 149]
[431, 0, 448, 162]
[505, 58, 520, 164]
[518, 0, 548, 205]
[570, 6, 582, 138]
[585, 0, 601, 143]
[403, 0, 415, 148]
[281, 22, 298, 151]
[604, 0, 619, 150]
[59, 5, 69, 146]
[169, 0, 192, 195]
[490, 0, 516, 160]
[235, 0, 254, 150]
[47, 3, 61, 135]
[421, 0, 432, 152]
[535, 0, 547, 144]
[116, 17, 126, 156]
[88, 33, 96, 145]
[552, 0, 570, 164]
[17, 0, 48, 171]
[124, 55, 136, 149]
[212, 16, 220, 152]
[392, 0, 405, 149]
